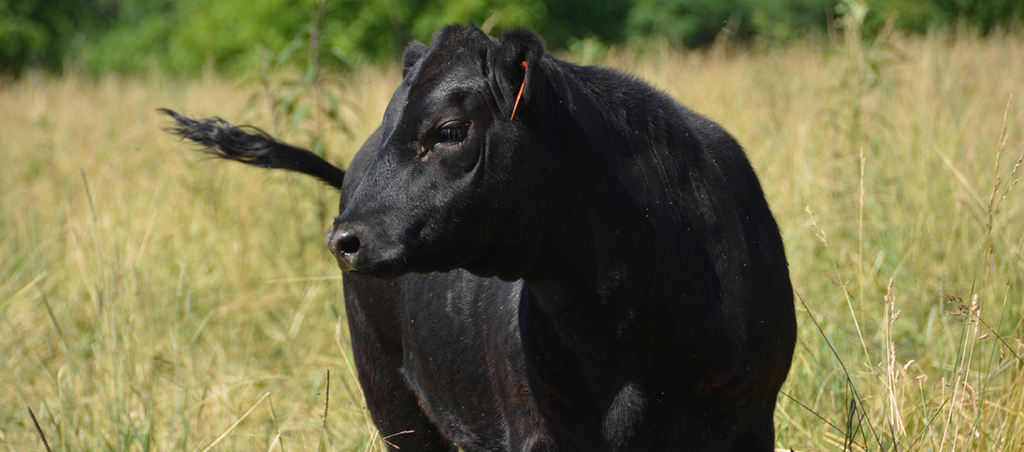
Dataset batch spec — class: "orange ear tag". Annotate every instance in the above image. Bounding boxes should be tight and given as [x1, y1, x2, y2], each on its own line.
[509, 61, 528, 121]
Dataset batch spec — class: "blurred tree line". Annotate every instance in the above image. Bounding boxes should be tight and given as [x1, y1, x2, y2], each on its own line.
[2, 0, 1022, 76]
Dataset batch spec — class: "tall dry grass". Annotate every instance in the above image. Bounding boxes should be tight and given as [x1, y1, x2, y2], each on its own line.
[0, 70, 399, 450]
[1, 30, 1023, 451]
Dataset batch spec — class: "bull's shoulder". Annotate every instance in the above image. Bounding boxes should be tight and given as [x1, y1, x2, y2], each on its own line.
[542, 57, 736, 160]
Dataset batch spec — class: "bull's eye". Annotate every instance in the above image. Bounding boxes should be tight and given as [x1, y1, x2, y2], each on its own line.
[437, 123, 469, 144]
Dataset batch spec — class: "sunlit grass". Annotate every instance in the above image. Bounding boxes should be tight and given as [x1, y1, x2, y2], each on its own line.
[2, 30, 1023, 450]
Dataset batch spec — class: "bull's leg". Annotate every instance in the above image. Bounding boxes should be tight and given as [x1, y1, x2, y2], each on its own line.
[343, 289, 456, 452]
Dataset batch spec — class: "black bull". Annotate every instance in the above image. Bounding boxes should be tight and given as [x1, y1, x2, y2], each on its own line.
[162, 24, 796, 452]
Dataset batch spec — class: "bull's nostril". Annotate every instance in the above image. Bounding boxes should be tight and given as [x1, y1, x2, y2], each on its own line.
[329, 229, 361, 255]
[336, 234, 361, 255]
[328, 229, 361, 272]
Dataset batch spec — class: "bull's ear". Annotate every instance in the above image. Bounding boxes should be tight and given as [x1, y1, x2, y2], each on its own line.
[403, 42, 427, 79]
[490, 29, 545, 121]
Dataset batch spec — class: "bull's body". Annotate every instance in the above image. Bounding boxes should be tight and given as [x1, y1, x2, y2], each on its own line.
[164, 24, 795, 452]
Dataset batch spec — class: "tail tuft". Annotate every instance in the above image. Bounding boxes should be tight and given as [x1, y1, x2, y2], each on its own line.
[159, 108, 346, 189]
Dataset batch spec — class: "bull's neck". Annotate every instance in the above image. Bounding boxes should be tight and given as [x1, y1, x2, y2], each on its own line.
[518, 64, 678, 329]
[521, 185, 670, 333]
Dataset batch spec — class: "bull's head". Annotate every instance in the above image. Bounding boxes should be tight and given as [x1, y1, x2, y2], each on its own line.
[328, 25, 558, 280]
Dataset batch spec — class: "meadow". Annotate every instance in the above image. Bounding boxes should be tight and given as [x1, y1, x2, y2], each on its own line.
[2, 29, 1023, 451]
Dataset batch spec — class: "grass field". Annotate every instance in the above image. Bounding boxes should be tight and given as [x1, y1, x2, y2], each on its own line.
[2, 29, 1023, 451]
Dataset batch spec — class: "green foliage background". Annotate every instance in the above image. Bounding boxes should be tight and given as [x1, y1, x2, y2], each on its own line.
[2, 0, 1023, 76]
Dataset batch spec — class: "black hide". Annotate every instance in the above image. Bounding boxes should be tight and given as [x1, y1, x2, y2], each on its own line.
[163, 24, 796, 452]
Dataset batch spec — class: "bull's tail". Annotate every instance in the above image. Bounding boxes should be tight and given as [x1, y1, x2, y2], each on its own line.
[159, 108, 345, 189]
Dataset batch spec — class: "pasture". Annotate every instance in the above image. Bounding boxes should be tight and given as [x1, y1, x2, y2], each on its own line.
[2, 30, 1023, 450]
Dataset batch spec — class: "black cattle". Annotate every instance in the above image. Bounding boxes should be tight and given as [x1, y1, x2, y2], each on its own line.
[162, 24, 796, 452]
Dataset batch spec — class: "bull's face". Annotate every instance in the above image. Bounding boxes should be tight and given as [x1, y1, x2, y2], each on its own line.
[328, 26, 552, 280]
